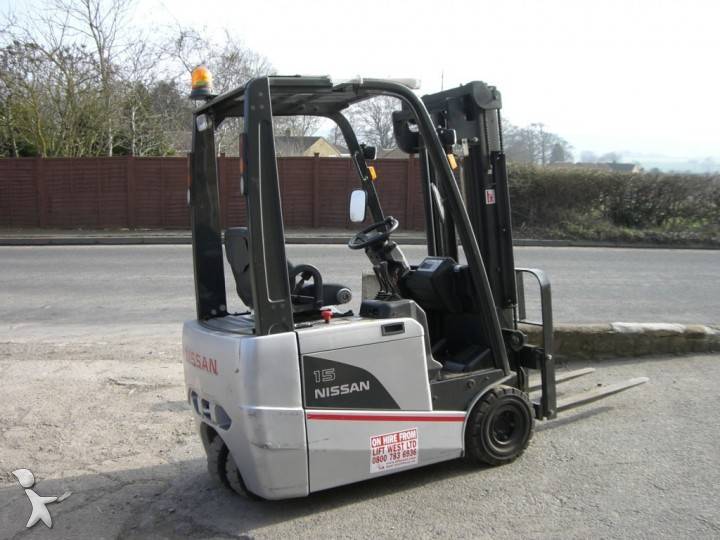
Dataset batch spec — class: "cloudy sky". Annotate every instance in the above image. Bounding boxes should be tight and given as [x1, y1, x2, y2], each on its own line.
[4, 0, 719, 161]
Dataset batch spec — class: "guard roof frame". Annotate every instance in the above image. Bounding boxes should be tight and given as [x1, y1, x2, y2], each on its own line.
[189, 75, 510, 371]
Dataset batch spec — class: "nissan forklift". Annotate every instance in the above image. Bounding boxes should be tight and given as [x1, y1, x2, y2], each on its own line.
[183, 72, 647, 499]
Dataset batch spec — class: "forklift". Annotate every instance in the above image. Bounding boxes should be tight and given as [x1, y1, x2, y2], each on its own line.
[183, 71, 648, 500]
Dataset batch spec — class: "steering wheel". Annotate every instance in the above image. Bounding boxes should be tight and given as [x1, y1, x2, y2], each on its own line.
[348, 216, 399, 250]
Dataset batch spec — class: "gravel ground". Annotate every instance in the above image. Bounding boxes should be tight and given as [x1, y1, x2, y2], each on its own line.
[1, 333, 718, 539]
[2, 244, 719, 538]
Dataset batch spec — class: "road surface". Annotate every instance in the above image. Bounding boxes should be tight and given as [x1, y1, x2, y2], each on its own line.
[0, 245, 717, 341]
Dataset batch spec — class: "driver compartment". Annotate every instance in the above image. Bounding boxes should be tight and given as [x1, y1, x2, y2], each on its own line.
[361, 254, 496, 375]
[402, 257, 494, 374]
[224, 226, 353, 318]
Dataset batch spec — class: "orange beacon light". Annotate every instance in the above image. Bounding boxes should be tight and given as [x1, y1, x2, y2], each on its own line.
[190, 65, 214, 100]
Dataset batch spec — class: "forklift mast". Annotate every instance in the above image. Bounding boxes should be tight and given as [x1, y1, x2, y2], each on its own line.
[424, 84, 517, 328]
[395, 82, 517, 328]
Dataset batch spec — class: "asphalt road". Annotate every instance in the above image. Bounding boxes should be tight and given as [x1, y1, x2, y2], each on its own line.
[0, 245, 717, 341]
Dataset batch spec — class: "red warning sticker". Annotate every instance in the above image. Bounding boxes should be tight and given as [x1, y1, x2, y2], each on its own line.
[485, 188, 496, 204]
[370, 428, 419, 473]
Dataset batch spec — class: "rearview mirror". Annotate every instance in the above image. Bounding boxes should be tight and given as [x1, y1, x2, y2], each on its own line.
[349, 189, 367, 223]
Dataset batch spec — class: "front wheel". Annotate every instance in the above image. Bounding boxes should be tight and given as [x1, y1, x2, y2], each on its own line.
[465, 385, 534, 466]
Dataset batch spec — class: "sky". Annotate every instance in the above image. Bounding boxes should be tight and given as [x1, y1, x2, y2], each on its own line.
[4, 0, 719, 163]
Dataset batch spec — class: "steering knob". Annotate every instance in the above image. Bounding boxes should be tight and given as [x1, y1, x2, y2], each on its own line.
[335, 288, 352, 304]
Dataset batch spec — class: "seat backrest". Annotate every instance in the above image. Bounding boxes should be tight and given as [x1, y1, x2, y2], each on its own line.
[225, 227, 298, 310]
[224, 227, 254, 308]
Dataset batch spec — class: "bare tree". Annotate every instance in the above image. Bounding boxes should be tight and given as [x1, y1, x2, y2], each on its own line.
[164, 27, 274, 154]
[504, 120, 573, 165]
[165, 27, 272, 93]
[0, 35, 105, 156]
[350, 96, 400, 149]
[1, 0, 138, 156]
[1, 2, 287, 158]
[49, 0, 135, 155]
[273, 115, 321, 138]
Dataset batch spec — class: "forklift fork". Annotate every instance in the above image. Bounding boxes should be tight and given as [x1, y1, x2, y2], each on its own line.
[515, 268, 648, 421]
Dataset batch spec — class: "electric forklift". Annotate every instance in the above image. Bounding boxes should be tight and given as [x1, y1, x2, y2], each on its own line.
[183, 72, 648, 499]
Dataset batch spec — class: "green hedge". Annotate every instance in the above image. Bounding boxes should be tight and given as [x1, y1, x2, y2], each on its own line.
[507, 167, 720, 245]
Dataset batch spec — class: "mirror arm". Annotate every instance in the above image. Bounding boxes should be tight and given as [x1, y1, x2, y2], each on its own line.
[327, 112, 384, 222]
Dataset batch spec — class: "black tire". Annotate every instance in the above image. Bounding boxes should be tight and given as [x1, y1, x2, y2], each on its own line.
[465, 385, 534, 466]
[206, 434, 230, 487]
[205, 432, 259, 499]
[225, 451, 261, 500]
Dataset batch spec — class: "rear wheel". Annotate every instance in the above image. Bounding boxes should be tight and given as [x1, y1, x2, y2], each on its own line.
[225, 452, 260, 499]
[465, 385, 534, 466]
[206, 434, 230, 487]
[204, 432, 256, 498]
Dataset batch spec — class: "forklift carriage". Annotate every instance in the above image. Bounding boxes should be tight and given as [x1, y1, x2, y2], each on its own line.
[183, 75, 647, 499]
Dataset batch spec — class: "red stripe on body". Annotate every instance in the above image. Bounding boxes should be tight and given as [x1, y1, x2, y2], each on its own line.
[306, 413, 465, 422]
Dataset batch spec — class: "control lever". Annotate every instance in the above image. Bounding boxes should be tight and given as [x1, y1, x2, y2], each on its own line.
[373, 261, 403, 300]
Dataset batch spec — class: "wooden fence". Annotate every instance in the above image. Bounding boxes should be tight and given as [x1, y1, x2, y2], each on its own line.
[0, 156, 426, 230]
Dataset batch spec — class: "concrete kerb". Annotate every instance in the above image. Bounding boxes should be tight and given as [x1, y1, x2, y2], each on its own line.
[522, 323, 720, 360]
[0, 233, 425, 246]
[361, 271, 720, 361]
[1, 229, 719, 248]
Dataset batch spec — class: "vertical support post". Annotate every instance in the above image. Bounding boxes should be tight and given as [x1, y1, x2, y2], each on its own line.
[189, 114, 227, 320]
[243, 77, 293, 335]
[219, 153, 228, 229]
[159, 158, 166, 227]
[515, 268, 555, 420]
[405, 157, 415, 228]
[96, 158, 102, 227]
[418, 150, 436, 256]
[540, 274, 556, 418]
[515, 270, 526, 322]
[540, 354, 556, 420]
[312, 152, 320, 228]
[345, 157, 353, 228]
[35, 156, 47, 227]
[127, 156, 136, 228]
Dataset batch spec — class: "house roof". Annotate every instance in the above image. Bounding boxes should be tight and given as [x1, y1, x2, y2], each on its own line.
[378, 147, 409, 159]
[167, 132, 357, 158]
[274, 136, 351, 157]
[274, 136, 325, 156]
[332, 143, 350, 155]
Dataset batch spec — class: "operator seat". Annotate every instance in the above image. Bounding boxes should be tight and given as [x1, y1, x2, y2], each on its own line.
[224, 227, 352, 311]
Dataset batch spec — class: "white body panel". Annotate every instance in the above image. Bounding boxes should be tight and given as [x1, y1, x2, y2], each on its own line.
[183, 320, 308, 499]
[305, 410, 465, 492]
[297, 317, 432, 411]
[296, 316, 424, 353]
[182, 316, 468, 499]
